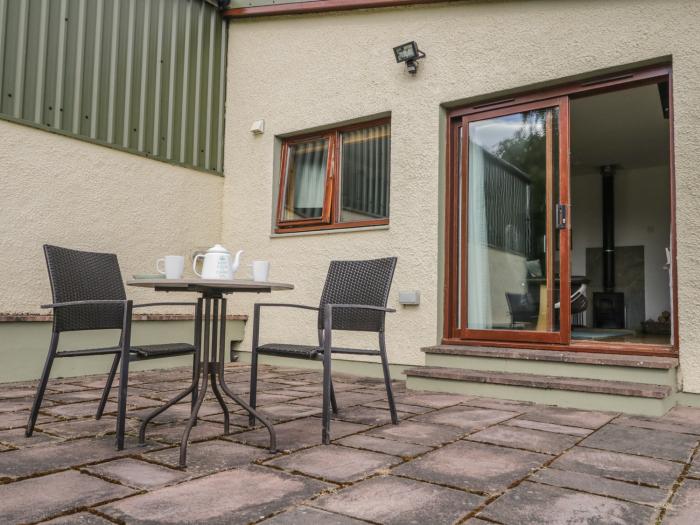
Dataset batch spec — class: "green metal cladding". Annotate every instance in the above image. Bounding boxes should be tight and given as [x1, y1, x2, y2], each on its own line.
[0, 0, 227, 173]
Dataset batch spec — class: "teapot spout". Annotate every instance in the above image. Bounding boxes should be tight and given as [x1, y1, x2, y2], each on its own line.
[231, 250, 244, 274]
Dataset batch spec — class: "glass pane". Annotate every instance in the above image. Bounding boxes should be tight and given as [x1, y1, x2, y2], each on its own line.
[467, 108, 559, 331]
[281, 138, 329, 221]
[340, 123, 390, 222]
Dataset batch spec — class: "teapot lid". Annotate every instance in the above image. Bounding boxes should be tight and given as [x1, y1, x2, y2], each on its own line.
[206, 244, 230, 254]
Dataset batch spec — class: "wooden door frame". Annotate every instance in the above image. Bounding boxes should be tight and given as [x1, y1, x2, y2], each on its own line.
[442, 64, 678, 356]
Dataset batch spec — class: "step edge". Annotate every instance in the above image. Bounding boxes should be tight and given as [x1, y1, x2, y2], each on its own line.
[404, 366, 673, 399]
[421, 345, 678, 369]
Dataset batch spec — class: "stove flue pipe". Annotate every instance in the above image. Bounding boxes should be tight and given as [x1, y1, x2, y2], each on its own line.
[601, 165, 616, 292]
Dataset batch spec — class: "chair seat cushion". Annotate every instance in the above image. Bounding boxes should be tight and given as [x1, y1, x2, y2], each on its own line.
[257, 343, 320, 359]
[130, 343, 195, 358]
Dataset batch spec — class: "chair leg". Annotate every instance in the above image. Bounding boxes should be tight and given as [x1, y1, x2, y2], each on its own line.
[248, 349, 259, 427]
[115, 302, 133, 450]
[379, 332, 398, 425]
[26, 331, 59, 437]
[96, 353, 120, 420]
[329, 379, 338, 414]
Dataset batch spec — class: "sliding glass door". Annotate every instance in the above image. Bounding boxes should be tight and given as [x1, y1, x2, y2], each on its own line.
[447, 98, 570, 343]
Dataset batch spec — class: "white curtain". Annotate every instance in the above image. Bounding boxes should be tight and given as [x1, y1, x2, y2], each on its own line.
[468, 141, 493, 329]
[292, 140, 327, 210]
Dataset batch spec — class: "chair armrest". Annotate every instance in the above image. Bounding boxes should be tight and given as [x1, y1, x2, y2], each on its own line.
[41, 299, 128, 309]
[132, 302, 197, 308]
[326, 304, 396, 313]
[254, 303, 319, 312]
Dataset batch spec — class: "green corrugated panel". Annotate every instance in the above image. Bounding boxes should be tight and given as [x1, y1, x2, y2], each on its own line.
[0, 0, 227, 174]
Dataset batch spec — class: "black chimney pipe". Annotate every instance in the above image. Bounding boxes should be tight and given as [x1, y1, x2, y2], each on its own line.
[601, 165, 615, 292]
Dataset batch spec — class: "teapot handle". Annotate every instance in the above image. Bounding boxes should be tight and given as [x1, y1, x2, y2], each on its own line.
[192, 254, 204, 277]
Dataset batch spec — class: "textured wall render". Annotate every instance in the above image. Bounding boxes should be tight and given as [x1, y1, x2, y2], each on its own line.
[222, 0, 700, 391]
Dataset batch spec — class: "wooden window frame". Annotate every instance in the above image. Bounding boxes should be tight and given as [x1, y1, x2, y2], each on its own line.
[443, 64, 678, 357]
[275, 118, 391, 234]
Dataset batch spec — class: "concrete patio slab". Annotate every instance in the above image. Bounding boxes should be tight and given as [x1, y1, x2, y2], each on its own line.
[266, 444, 401, 483]
[367, 420, 464, 446]
[521, 406, 618, 429]
[334, 433, 433, 457]
[0, 410, 55, 430]
[551, 447, 684, 487]
[613, 414, 700, 436]
[142, 421, 232, 444]
[259, 506, 367, 524]
[662, 478, 700, 524]
[393, 440, 548, 494]
[531, 467, 670, 507]
[99, 465, 331, 525]
[41, 512, 115, 524]
[258, 402, 323, 421]
[313, 475, 484, 524]
[36, 416, 119, 439]
[394, 391, 472, 408]
[0, 436, 159, 480]
[332, 405, 409, 425]
[412, 405, 520, 432]
[362, 399, 434, 414]
[580, 424, 698, 462]
[480, 481, 658, 524]
[83, 457, 189, 489]
[504, 417, 593, 437]
[0, 427, 61, 448]
[0, 470, 134, 525]
[143, 439, 269, 475]
[466, 424, 581, 455]
[230, 416, 369, 451]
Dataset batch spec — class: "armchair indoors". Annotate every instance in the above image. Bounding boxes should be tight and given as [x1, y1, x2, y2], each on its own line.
[249, 257, 398, 444]
[26, 245, 199, 450]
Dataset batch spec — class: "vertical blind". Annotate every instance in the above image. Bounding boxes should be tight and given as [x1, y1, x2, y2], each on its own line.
[340, 122, 390, 221]
[0, 0, 227, 173]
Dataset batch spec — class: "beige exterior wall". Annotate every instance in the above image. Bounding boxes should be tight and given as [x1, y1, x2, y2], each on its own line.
[222, 1, 700, 390]
[0, 119, 224, 314]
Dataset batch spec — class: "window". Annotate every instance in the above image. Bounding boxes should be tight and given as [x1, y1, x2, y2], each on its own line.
[276, 119, 390, 232]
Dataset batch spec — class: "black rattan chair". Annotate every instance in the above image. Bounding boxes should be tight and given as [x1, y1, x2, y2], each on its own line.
[249, 257, 398, 444]
[26, 245, 199, 450]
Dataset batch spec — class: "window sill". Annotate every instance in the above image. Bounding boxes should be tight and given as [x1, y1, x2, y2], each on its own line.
[271, 223, 390, 238]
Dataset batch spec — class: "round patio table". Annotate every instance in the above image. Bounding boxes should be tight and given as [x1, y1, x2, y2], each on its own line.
[127, 278, 294, 466]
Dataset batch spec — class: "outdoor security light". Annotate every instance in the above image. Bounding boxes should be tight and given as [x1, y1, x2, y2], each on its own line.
[393, 41, 426, 75]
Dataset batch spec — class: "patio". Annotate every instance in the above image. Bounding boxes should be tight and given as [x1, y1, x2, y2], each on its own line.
[1, 363, 699, 525]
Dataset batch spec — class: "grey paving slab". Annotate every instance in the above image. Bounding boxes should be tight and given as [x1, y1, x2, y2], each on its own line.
[551, 447, 684, 487]
[659, 406, 700, 434]
[467, 424, 581, 455]
[362, 400, 433, 414]
[44, 401, 119, 418]
[413, 405, 521, 432]
[260, 506, 367, 524]
[99, 465, 332, 525]
[332, 406, 409, 426]
[393, 440, 548, 494]
[581, 424, 698, 462]
[143, 439, 269, 475]
[291, 391, 386, 409]
[613, 415, 700, 436]
[505, 417, 593, 437]
[0, 470, 134, 525]
[663, 478, 700, 524]
[143, 421, 229, 444]
[394, 391, 472, 408]
[266, 444, 401, 483]
[258, 402, 323, 421]
[480, 481, 658, 525]
[463, 396, 535, 413]
[313, 475, 484, 524]
[0, 387, 39, 399]
[45, 390, 104, 404]
[84, 457, 189, 489]
[0, 410, 55, 430]
[36, 416, 119, 439]
[334, 434, 433, 457]
[0, 427, 61, 448]
[0, 436, 160, 480]
[522, 406, 618, 429]
[229, 417, 369, 451]
[0, 397, 50, 412]
[532, 467, 670, 507]
[367, 420, 464, 446]
[41, 512, 116, 524]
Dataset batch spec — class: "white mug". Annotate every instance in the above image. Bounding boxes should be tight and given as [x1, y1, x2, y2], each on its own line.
[251, 260, 270, 282]
[157, 255, 185, 279]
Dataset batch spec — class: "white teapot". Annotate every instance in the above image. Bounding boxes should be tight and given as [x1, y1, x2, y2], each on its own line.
[193, 244, 243, 280]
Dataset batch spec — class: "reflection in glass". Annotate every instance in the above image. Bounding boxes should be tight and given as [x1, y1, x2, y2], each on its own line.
[467, 108, 558, 331]
[281, 138, 329, 221]
[340, 123, 390, 222]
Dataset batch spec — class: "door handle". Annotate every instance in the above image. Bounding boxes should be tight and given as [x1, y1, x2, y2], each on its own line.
[556, 204, 568, 229]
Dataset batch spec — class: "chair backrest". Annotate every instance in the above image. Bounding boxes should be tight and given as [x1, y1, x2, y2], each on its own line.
[505, 292, 538, 323]
[317, 257, 397, 332]
[44, 245, 126, 332]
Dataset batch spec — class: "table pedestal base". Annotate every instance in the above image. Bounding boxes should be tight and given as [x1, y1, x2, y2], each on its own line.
[138, 296, 277, 467]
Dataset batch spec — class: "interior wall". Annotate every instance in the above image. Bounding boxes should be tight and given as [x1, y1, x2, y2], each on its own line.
[571, 166, 672, 322]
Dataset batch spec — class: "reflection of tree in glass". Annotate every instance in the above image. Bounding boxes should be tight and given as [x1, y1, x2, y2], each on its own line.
[493, 109, 558, 260]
